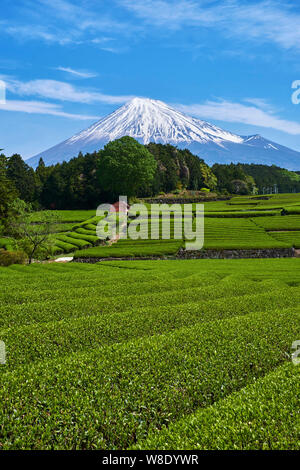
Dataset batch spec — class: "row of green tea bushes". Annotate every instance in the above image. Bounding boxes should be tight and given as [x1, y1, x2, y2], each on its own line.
[73, 215, 119, 231]
[0, 256, 290, 291]
[65, 232, 99, 244]
[237, 193, 300, 205]
[204, 210, 279, 218]
[253, 215, 300, 231]
[0, 269, 220, 303]
[140, 203, 192, 213]
[227, 201, 258, 206]
[50, 223, 78, 233]
[203, 201, 259, 212]
[1, 283, 297, 369]
[134, 362, 299, 450]
[0, 273, 290, 330]
[56, 234, 90, 249]
[81, 223, 99, 232]
[51, 216, 105, 254]
[1, 269, 244, 309]
[100, 257, 300, 284]
[2, 257, 299, 286]
[0, 265, 221, 295]
[72, 215, 101, 228]
[74, 239, 184, 259]
[53, 241, 75, 253]
[285, 206, 300, 214]
[143, 201, 256, 214]
[2, 256, 300, 280]
[75, 227, 98, 236]
[202, 194, 299, 213]
[201, 218, 290, 250]
[0, 262, 165, 287]
[1, 257, 299, 297]
[268, 231, 300, 248]
[0, 309, 298, 449]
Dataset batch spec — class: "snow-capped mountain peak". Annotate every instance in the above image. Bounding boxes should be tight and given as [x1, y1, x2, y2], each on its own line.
[68, 97, 243, 147]
[26, 97, 300, 170]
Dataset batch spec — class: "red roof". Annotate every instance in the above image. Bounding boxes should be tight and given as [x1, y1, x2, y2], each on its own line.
[110, 201, 129, 212]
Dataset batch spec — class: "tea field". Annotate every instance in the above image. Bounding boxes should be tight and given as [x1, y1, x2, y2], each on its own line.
[0, 258, 299, 449]
[2, 193, 297, 259]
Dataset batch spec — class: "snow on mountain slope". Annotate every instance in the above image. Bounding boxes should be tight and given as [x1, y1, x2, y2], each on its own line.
[26, 97, 300, 170]
[68, 97, 243, 146]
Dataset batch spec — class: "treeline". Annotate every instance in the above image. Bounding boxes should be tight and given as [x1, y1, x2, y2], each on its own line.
[0, 139, 218, 210]
[238, 164, 300, 193]
[1, 137, 300, 211]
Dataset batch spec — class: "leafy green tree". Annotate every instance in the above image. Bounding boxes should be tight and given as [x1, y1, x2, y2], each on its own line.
[147, 143, 180, 192]
[98, 137, 157, 199]
[230, 179, 249, 195]
[212, 163, 252, 194]
[200, 163, 218, 190]
[146, 143, 214, 193]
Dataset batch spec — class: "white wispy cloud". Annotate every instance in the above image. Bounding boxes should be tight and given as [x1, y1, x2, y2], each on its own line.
[122, 0, 300, 50]
[177, 99, 300, 135]
[4, 77, 134, 104]
[0, 0, 130, 47]
[35, 0, 132, 35]
[55, 67, 98, 78]
[0, 100, 99, 120]
[243, 98, 274, 111]
[3, 0, 300, 53]
[120, 0, 215, 28]
[0, 22, 75, 45]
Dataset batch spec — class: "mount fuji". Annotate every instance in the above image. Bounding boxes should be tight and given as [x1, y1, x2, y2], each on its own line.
[26, 97, 300, 170]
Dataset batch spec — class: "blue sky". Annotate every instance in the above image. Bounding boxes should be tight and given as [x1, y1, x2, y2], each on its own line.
[1, 0, 300, 160]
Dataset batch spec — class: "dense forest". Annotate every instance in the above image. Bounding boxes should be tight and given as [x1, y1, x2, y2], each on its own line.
[238, 163, 300, 194]
[1, 137, 300, 211]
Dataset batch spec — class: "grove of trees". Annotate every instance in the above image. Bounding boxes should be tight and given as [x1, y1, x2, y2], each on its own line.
[1, 138, 300, 214]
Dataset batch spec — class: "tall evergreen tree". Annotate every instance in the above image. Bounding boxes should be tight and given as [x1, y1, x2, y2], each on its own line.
[0, 154, 18, 231]
[6, 154, 36, 202]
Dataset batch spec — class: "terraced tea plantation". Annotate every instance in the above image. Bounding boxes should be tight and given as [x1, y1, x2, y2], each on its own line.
[66, 194, 300, 258]
[0, 258, 299, 449]
[1, 193, 295, 260]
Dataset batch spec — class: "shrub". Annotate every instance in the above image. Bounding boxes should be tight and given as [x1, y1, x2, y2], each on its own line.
[0, 249, 27, 266]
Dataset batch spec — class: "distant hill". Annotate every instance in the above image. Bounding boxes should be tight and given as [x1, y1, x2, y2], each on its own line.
[238, 163, 300, 193]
